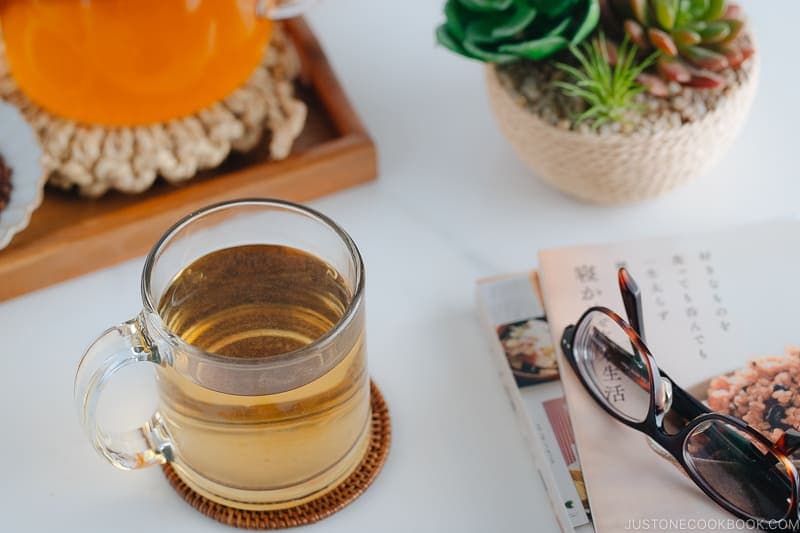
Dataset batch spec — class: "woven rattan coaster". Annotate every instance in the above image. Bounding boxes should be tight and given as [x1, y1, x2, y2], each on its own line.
[162, 380, 391, 529]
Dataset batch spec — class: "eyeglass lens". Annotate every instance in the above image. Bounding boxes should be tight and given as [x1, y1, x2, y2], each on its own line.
[684, 419, 793, 521]
[574, 310, 652, 423]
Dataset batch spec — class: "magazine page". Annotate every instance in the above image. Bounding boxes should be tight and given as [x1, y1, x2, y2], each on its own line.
[477, 273, 592, 531]
[538, 220, 800, 532]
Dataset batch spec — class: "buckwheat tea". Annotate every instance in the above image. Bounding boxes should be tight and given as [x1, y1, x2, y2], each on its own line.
[155, 244, 370, 508]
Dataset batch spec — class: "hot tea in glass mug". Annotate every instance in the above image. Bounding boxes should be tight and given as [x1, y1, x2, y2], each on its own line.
[0, 0, 311, 125]
[74, 199, 371, 510]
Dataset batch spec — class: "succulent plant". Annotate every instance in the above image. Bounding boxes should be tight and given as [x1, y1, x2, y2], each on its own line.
[436, 0, 601, 63]
[602, 0, 754, 90]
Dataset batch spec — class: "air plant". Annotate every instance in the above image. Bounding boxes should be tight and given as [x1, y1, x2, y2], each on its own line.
[554, 34, 656, 128]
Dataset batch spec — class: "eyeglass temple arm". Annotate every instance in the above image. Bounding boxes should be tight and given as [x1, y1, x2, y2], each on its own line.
[618, 267, 645, 342]
[616, 268, 708, 420]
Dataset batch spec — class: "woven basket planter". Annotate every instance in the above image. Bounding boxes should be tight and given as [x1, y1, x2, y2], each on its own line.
[485, 58, 760, 204]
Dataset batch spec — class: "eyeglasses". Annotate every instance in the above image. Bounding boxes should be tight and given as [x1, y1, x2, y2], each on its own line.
[560, 268, 800, 529]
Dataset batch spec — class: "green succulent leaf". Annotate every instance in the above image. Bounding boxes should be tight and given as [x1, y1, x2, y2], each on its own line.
[466, 2, 538, 42]
[697, 20, 730, 43]
[672, 27, 702, 45]
[683, 0, 709, 19]
[681, 44, 728, 70]
[571, 0, 601, 44]
[702, 0, 726, 21]
[652, 0, 678, 31]
[436, 25, 477, 59]
[494, 3, 538, 39]
[687, 20, 708, 32]
[499, 35, 570, 60]
[444, 0, 470, 41]
[463, 38, 518, 62]
[719, 18, 744, 44]
[457, 0, 514, 13]
[466, 17, 506, 43]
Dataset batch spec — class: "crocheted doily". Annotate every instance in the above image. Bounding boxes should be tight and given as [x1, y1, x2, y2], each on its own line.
[0, 25, 307, 197]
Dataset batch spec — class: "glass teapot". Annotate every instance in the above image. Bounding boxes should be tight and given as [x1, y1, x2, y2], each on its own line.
[0, 0, 310, 126]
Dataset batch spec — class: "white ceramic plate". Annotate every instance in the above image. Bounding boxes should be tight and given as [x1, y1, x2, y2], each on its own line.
[0, 101, 44, 250]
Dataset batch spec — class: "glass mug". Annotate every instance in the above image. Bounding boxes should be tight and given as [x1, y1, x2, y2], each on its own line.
[0, 0, 311, 126]
[74, 199, 371, 510]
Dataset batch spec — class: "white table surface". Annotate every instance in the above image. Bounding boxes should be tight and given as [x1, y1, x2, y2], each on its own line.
[0, 1, 796, 531]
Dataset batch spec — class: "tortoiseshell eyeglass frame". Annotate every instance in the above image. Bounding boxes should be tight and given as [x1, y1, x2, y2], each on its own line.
[560, 268, 800, 530]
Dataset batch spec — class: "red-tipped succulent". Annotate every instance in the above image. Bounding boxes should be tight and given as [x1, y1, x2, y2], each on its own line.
[602, 0, 754, 90]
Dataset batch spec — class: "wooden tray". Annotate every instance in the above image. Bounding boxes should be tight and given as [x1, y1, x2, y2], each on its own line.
[0, 19, 376, 302]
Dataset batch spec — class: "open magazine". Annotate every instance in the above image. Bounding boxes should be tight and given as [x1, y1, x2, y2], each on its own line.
[479, 220, 800, 533]
[477, 273, 593, 533]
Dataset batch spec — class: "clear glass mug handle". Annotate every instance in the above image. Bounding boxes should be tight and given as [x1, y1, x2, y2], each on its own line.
[74, 314, 173, 470]
[258, 0, 316, 20]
